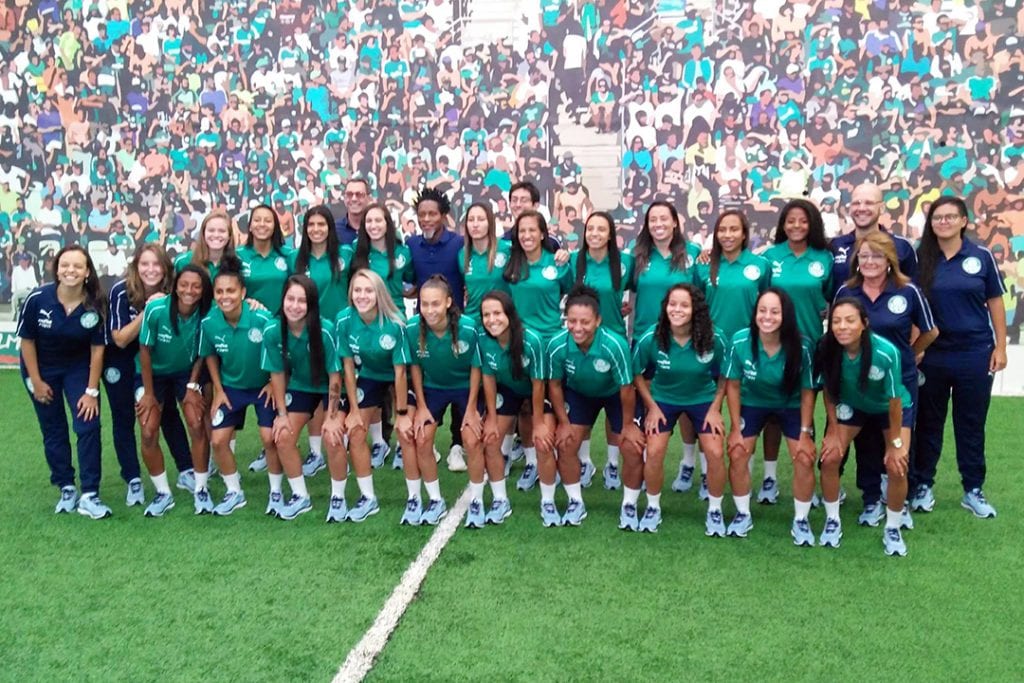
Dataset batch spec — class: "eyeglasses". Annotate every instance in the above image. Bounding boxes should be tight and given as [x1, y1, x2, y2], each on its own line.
[849, 200, 880, 208]
[856, 252, 887, 262]
[344, 192, 367, 199]
[932, 213, 964, 224]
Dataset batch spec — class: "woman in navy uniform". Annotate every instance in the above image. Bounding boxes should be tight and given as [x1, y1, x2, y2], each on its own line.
[912, 197, 1007, 518]
[18, 245, 110, 519]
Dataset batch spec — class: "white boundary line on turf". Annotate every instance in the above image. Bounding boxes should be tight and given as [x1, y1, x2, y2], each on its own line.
[333, 486, 472, 683]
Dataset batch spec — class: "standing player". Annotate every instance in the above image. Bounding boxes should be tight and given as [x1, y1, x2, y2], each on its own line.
[238, 203, 295, 313]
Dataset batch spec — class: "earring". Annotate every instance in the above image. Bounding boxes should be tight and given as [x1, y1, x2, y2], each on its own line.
[886, 265, 891, 274]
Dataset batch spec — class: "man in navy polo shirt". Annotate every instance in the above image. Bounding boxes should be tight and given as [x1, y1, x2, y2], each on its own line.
[333, 177, 371, 245]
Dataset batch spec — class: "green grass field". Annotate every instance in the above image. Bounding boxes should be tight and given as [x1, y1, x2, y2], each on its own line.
[2, 371, 1022, 681]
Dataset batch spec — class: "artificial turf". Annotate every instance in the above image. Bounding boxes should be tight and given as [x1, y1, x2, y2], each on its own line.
[1, 372, 1020, 681]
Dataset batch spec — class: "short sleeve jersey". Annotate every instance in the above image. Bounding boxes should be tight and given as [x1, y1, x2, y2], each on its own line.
[571, 250, 634, 338]
[631, 242, 701, 333]
[237, 244, 296, 313]
[293, 245, 353, 322]
[199, 302, 274, 390]
[458, 242, 511, 322]
[836, 332, 912, 415]
[174, 251, 222, 280]
[138, 297, 201, 376]
[548, 326, 632, 398]
[631, 324, 727, 405]
[506, 250, 573, 340]
[361, 243, 414, 311]
[406, 315, 479, 390]
[334, 307, 411, 382]
[695, 250, 771, 339]
[763, 242, 833, 343]
[921, 239, 1005, 354]
[17, 283, 105, 370]
[474, 328, 547, 396]
[723, 328, 815, 409]
[259, 318, 341, 394]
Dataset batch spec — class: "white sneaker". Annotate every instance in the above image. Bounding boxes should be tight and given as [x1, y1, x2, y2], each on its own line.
[446, 445, 467, 472]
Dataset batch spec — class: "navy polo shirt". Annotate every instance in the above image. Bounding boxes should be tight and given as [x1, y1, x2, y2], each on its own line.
[922, 239, 1004, 354]
[830, 227, 918, 285]
[17, 283, 105, 370]
[335, 213, 359, 245]
[501, 229, 561, 252]
[105, 278, 141, 367]
[407, 228, 466, 308]
[834, 280, 935, 388]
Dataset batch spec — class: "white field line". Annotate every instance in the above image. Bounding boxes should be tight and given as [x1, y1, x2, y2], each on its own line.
[332, 486, 472, 683]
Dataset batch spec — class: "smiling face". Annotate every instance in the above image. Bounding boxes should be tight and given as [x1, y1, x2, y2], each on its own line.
[419, 284, 451, 331]
[855, 243, 888, 280]
[585, 215, 611, 252]
[204, 216, 231, 251]
[137, 248, 165, 289]
[481, 298, 509, 338]
[363, 207, 389, 242]
[176, 271, 204, 313]
[646, 205, 677, 244]
[509, 188, 535, 218]
[349, 273, 377, 314]
[830, 303, 865, 348]
[281, 282, 309, 323]
[716, 214, 746, 256]
[755, 292, 783, 336]
[516, 216, 543, 255]
[930, 203, 966, 239]
[305, 211, 330, 246]
[249, 207, 276, 242]
[665, 287, 692, 329]
[849, 184, 883, 230]
[783, 206, 809, 244]
[416, 199, 443, 236]
[57, 249, 89, 288]
[214, 274, 244, 316]
[566, 303, 599, 346]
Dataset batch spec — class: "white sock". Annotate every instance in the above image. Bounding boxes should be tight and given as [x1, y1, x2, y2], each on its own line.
[288, 476, 308, 498]
[540, 482, 556, 504]
[824, 499, 841, 520]
[764, 460, 778, 480]
[501, 434, 513, 456]
[647, 492, 661, 509]
[524, 447, 537, 466]
[490, 478, 508, 501]
[194, 470, 210, 492]
[331, 478, 346, 498]
[699, 451, 708, 473]
[356, 475, 375, 499]
[681, 441, 696, 468]
[405, 478, 422, 501]
[564, 481, 583, 502]
[229, 438, 236, 453]
[579, 439, 592, 465]
[223, 472, 242, 494]
[425, 479, 442, 501]
[151, 472, 171, 494]
[623, 486, 641, 506]
[268, 472, 283, 493]
[369, 421, 384, 445]
[309, 435, 322, 456]
[885, 507, 902, 529]
[469, 480, 485, 500]
[607, 445, 620, 468]
[794, 498, 811, 520]
[708, 494, 723, 512]
[734, 493, 751, 515]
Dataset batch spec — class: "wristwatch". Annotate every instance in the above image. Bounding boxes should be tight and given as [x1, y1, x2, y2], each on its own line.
[186, 382, 203, 393]
[891, 437, 904, 449]
[396, 407, 409, 416]
[800, 426, 814, 436]
[84, 387, 100, 398]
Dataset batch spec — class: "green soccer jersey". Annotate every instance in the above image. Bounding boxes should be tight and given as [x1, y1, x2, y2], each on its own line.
[763, 242, 833, 343]
[458, 242, 511, 322]
[507, 250, 573, 340]
[238, 244, 296, 313]
[406, 315, 479, 390]
[571, 250, 634, 338]
[548, 326, 632, 398]
[631, 324, 727, 405]
[199, 302, 274, 390]
[723, 328, 815, 409]
[631, 243, 701, 334]
[260, 318, 340, 394]
[174, 251, 222, 280]
[293, 245, 352, 322]
[836, 332, 912, 415]
[361, 244, 414, 311]
[474, 328, 547, 397]
[695, 250, 771, 339]
[334, 307, 411, 382]
[138, 298, 201, 376]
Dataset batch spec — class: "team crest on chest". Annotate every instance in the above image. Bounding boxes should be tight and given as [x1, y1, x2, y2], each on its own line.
[743, 265, 762, 281]
[868, 365, 885, 381]
[808, 261, 826, 278]
[494, 252, 508, 267]
[542, 265, 558, 280]
[887, 295, 907, 315]
[248, 328, 264, 343]
[80, 311, 100, 329]
[593, 358, 611, 373]
[379, 334, 396, 350]
[456, 340, 470, 355]
[275, 257, 287, 271]
[395, 254, 407, 268]
[962, 257, 981, 275]
[697, 350, 715, 364]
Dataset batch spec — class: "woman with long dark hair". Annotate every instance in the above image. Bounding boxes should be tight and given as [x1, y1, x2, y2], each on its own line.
[913, 196, 1006, 518]
[503, 209, 573, 341]
[723, 288, 817, 544]
[350, 203, 415, 311]
[458, 202, 509, 323]
[238, 203, 294, 312]
[19, 245, 109, 518]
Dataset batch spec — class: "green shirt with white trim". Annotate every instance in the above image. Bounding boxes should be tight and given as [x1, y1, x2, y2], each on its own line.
[763, 242, 833, 343]
[137, 297, 201, 376]
[458, 242, 511, 322]
[571, 250, 634, 338]
[406, 314, 479, 390]
[507, 250, 573, 340]
[723, 328, 815, 409]
[237, 244, 296, 313]
[199, 302, 274, 390]
[474, 328, 547, 396]
[259, 318, 340, 394]
[631, 243, 701, 334]
[836, 332, 912, 415]
[695, 249, 771, 339]
[334, 307, 410, 382]
[548, 326, 632, 398]
[293, 245, 353, 322]
[631, 324, 727, 405]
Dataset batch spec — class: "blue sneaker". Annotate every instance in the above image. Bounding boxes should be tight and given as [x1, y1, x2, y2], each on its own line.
[791, 518, 814, 547]
[213, 490, 247, 516]
[883, 526, 907, 556]
[910, 484, 935, 513]
[618, 503, 639, 531]
[638, 506, 662, 533]
[672, 464, 695, 493]
[400, 498, 422, 526]
[144, 492, 175, 517]
[485, 499, 512, 525]
[697, 475, 709, 501]
[580, 461, 597, 488]
[302, 451, 325, 477]
[516, 463, 538, 491]
[176, 470, 196, 493]
[603, 463, 621, 490]
[391, 445, 403, 470]
[858, 502, 885, 527]
[279, 494, 312, 521]
[899, 505, 914, 530]
[464, 499, 486, 529]
[248, 450, 268, 472]
[420, 498, 448, 526]
[325, 496, 348, 523]
[561, 499, 587, 526]
[810, 493, 822, 509]
[265, 491, 284, 517]
[509, 435, 525, 463]
[126, 478, 144, 507]
[880, 474, 889, 505]
[370, 442, 390, 469]
[819, 517, 843, 548]
[193, 489, 214, 515]
[705, 509, 726, 537]
[756, 477, 779, 505]
[55, 486, 78, 514]
[503, 453, 511, 478]
[77, 494, 112, 520]
[347, 495, 380, 523]
[727, 512, 753, 538]
[961, 488, 996, 518]
[839, 487, 847, 505]
[541, 501, 562, 527]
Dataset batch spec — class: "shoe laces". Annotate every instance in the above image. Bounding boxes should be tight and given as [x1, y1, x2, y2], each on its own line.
[763, 478, 776, 490]
[354, 495, 370, 507]
[970, 489, 988, 504]
[61, 488, 76, 500]
[709, 510, 723, 524]
[885, 527, 902, 542]
[542, 502, 557, 515]
[331, 497, 344, 509]
[643, 507, 658, 520]
[623, 503, 636, 515]
[470, 501, 482, 514]
[567, 500, 581, 513]
[271, 492, 282, 502]
[824, 518, 840, 533]
[795, 518, 810, 532]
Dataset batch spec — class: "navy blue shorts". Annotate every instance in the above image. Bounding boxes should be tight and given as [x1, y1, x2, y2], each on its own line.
[837, 404, 914, 430]
[740, 405, 803, 440]
[638, 400, 715, 435]
[344, 376, 391, 411]
[285, 389, 328, 417]
[564, 386, 623, 433]
[135, 371, 189, 405]
[495, 384, 553, 417]
[418, 386, 484, 427]
[212, 386, 276, 430]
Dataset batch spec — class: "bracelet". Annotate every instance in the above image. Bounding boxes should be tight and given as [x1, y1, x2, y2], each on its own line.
[800, 426, 814, 436]
[396, 407, 409, 416]
[276, 411, 288, 419]
[84, 387, 100, 398]
[186, 382, 202, 393]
